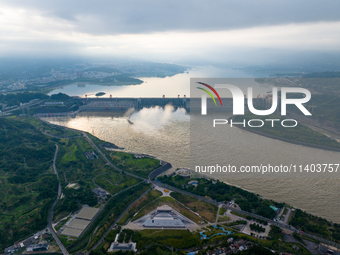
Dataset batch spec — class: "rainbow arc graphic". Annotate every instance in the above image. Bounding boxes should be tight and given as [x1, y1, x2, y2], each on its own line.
[196, 82, 223, 106]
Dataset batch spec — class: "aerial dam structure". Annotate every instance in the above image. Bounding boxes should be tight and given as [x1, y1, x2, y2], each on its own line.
[76, 97, 265, 112]
[33, 97, 267, 117]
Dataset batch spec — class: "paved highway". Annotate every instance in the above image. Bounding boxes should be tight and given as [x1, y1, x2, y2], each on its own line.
[82, 132, 147, 181]
[1, 99, 46, 114]
[48, 144, 70, 255]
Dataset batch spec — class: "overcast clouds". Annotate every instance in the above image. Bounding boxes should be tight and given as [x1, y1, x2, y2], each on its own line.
[1, 0, 340, 64]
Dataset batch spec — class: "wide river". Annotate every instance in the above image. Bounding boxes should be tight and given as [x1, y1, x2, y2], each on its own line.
[46, 66, 340, 223]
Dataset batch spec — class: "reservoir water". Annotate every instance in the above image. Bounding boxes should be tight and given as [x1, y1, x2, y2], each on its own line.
[45, 66, 340, 223]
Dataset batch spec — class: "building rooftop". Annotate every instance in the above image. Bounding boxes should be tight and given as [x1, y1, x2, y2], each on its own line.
[134, 205, 194, 229]
[108, 242, 137, 252]
[68, 218, 91, 230]
[156, 205, 172, 212]
[60, 228, 83, 238]
[143, 217, 185, 228]
[92, 188, 108, 198]
[61, 206, 99, 238]
[143, 206, 186, 228]
[76, 206, 99, 220]
[85, 151, 97, 160]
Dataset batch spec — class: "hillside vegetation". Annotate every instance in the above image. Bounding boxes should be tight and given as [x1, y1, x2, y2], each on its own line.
[0, 117, 58, 250]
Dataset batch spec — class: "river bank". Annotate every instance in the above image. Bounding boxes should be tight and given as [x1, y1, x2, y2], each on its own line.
[229, 116, 340, 152]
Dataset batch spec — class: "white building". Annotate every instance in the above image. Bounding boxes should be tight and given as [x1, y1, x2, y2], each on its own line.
[142, 205, 186, 228]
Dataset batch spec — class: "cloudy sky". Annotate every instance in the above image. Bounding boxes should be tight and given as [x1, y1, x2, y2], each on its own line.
[1, 0, 340, 64]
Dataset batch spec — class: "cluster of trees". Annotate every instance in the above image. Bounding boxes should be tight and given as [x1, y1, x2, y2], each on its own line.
[250, 223, 265, 233]
[240, 245, 275, 255]
[228, 220, 247, 227]
[0, 92, 48, 106]
[117, 229, 134, 243]
[90, 249, 135, 255]
[290, 209, 332, 239]
[268, 225, 283, 241]
[104, 226, 121, 243]
[54, 183, 97, 216]
[333, 223, 340, 242]
[50, 92, 72, 101]
[0, 118, 55, 184]
[158, 176, 277, 219]
[246, 216, 268, 225]
[101, 74, 143, 84]
[0, 92, 73, 107]
[235, 199, 277, 220]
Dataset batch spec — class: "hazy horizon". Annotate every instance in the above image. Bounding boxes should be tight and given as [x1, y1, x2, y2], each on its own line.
[1, 0, 340, 68]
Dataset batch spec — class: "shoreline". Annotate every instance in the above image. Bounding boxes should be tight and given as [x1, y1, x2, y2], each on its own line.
[229, 116, 340, 153]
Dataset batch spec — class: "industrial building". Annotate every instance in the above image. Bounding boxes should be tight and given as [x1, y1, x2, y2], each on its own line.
[61, 206, 99, 238]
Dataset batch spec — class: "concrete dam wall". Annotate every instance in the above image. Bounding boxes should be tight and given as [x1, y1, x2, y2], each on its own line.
[77, 97, 265, 112]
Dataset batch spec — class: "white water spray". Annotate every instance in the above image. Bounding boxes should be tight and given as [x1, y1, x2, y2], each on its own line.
[129, 104, 189, 135]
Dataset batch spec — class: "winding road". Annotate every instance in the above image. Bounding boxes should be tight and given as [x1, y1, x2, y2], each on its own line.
[48, 144, 69, 255]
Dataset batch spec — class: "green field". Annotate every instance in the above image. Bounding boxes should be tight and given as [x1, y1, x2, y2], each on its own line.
[94, 172, 140, 195]
[108, 151, 161, 178]
[117, 189, 162, 225]
[135, 229, 201, 249]
[170, 192, 218, 222]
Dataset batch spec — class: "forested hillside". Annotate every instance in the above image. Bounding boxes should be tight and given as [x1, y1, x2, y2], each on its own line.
[0, 117, 58, 250]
